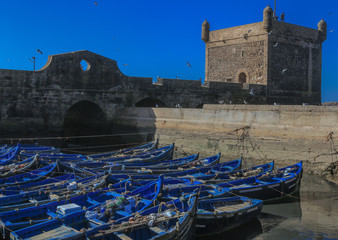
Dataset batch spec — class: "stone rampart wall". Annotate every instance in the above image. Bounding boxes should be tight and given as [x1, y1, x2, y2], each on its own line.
[116, 105, 338, 173]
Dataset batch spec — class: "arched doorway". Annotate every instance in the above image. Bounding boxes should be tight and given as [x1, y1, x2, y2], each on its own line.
[63, 101, 108, 147]
[135, 98, 168, 107]
[238, 72, 247, 83]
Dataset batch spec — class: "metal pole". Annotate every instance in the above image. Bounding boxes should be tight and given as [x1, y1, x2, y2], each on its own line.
[32, 57, 36, 71]
[274, 0, 276, 17]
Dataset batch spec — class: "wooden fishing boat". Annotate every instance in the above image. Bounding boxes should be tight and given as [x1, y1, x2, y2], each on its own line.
[89, 138, 159, 159]
[118, 153, 221, 173]
[195, 196, 263, 236]
[188, 161, 274, 183]
[102, 143, 175, 165]
[20, 152, 88, 162]
[85, 194, 198, 240]
[107, 155, 240, 181]
[0, 174, 108, 212]
[0, 163, 57, 187]
[19, 144, 60, 154]
[0, 144, 21, 164]
[9, 193, 197, 240]
[0, 155, 40, 178]
[218, 161, 303, 202]
[2, 176, 164, 239]
[76, 153, 203, 174]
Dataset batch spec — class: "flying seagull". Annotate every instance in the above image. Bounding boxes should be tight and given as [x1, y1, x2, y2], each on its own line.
[37, 49, 43, 55]
[249, 88, 255, 96]
[330, 29, 335, 33]
[282, 68, 288, 74]
[94, 1, 98, 5]
[187, 61, 191, 68]
[123, 64, 128, 66]
[273, 42, 278, 47]
[328, 12, 333, 15]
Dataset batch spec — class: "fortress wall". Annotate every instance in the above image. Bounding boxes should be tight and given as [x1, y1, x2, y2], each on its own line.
[117, 105, 338, 173]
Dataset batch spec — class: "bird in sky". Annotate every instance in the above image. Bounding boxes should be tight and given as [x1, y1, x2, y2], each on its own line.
[37, 49, 43, 55]
[94, 1, 98, 5]
[123, 64, 128, 66]
[282, 68, 288, 74]
[273, 42, 278, 47]
[328, 12, 333, 15]
[330, 29, 335, 33]
[187, 61, 191, 68]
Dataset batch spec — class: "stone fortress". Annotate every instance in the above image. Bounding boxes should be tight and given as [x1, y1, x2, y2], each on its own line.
[202, 5, 326, 105]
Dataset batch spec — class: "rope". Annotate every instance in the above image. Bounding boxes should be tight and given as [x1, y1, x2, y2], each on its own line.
[0, 132, 157, 142]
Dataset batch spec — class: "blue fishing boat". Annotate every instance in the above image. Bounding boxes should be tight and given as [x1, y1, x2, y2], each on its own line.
[107, 155, 239, 181]
[0, 163, 57, 187]
[0, 174, 108, 212]
[20, 152, 88, 162]
[97, 144, 175, 164]
[218, 161, 303, 202]
[195, 196, 263, 236]
[121, 153, 221, 173]
[0, 176, 164, 239]
[0, 143, 20, 164]
[9, 193, 197, 240]
[86, 194, 198, 240]
[19, 144, 60, 154]
[89, 138, 158, 159]
[75, 153, 200, 174]
[190, 161, 274, 183]
[0, 155, 40, 178]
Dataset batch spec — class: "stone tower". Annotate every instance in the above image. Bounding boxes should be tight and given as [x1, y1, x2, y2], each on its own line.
[202, 6, 327, 105]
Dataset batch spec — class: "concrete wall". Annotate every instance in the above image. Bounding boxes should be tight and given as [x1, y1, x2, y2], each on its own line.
[116, 105, 338, 173]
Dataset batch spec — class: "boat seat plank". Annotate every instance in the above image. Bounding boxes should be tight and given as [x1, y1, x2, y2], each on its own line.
[27, 226, 80, 240]
[216, 202, 251, 212]
[117, 233, 133, 240]
[150, 226, 163, 234]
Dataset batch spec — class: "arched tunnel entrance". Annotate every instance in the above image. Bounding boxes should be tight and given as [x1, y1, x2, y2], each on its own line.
[62, 101, 156, 152]
[64, 101, 106, 137]
[63, 101, 112, 150]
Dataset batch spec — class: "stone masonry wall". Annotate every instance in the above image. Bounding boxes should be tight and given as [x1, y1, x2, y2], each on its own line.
[267, 21, 322, 104]
[206, 22, 268, 84]
[116, 105, 338, 175]
[0, 50, 267, 138]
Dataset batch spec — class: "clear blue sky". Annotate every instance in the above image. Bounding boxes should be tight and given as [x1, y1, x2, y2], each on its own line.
[0, 0, 337, 102]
